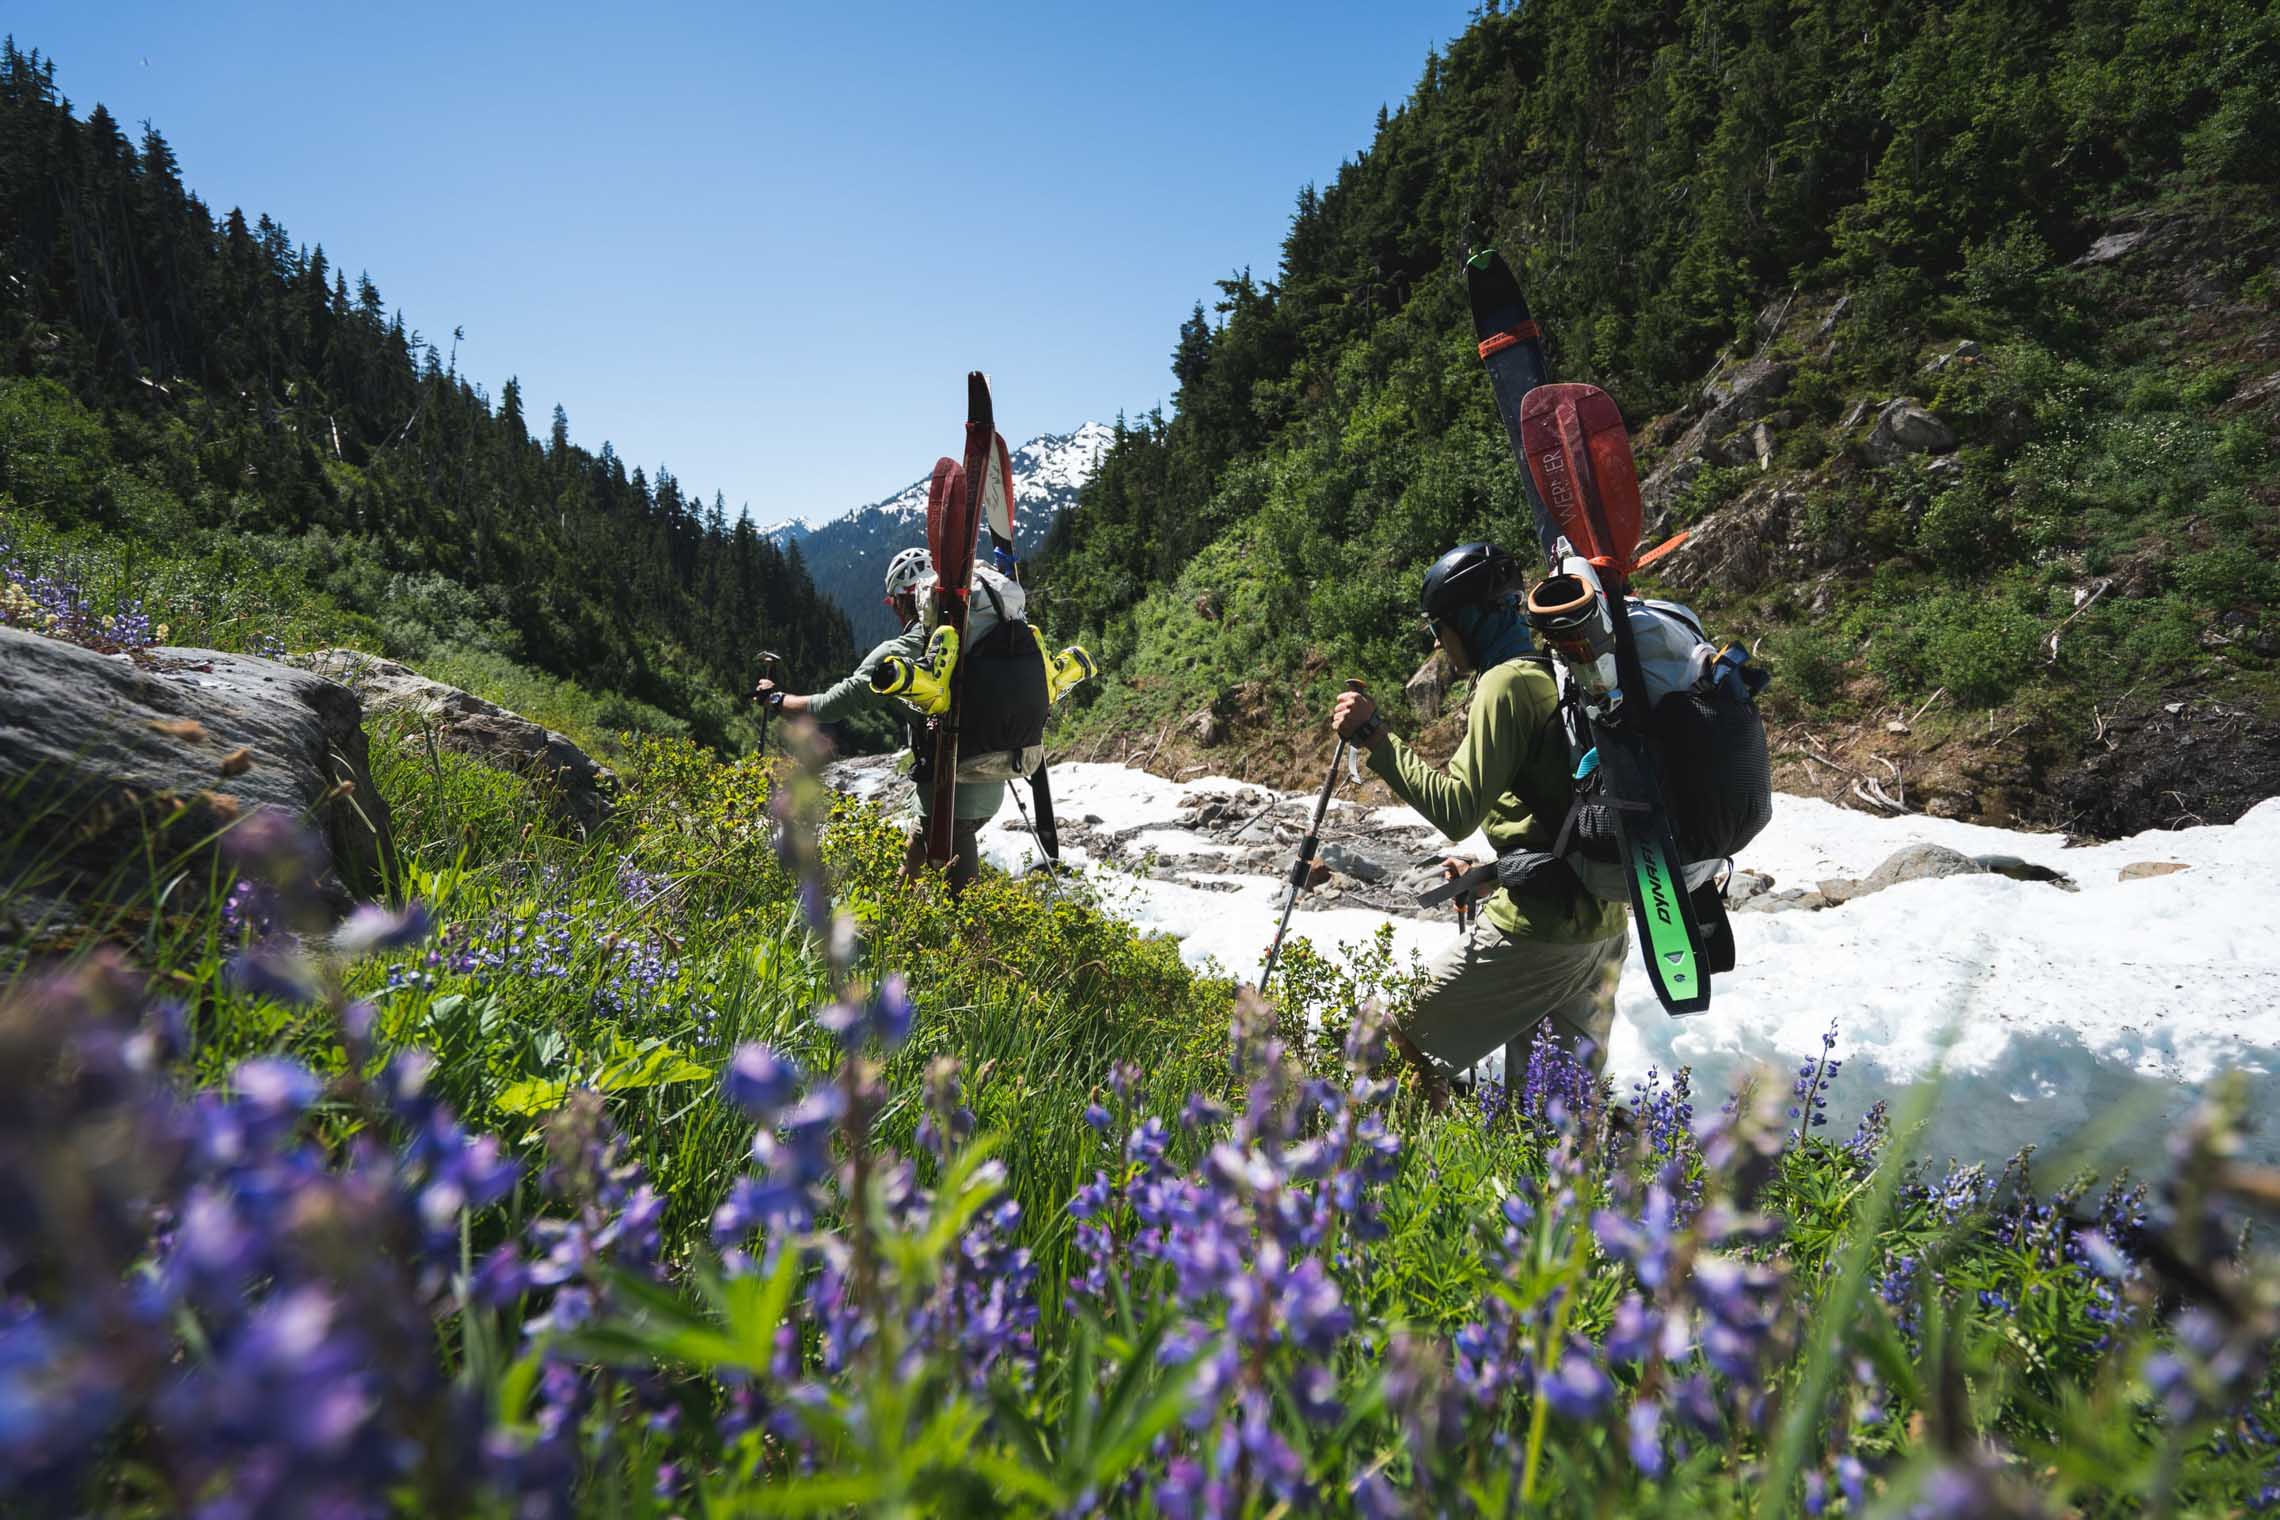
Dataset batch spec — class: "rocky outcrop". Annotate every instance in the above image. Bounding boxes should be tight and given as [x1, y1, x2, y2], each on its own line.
[1405, 652, 1453, 721]
[288, 650, 615, 833]
[1642, 359, 1795, 518]
[0, 628, 395, 931]
[1649, 482, 1816, 597]
[1855, 397, 1957, 465]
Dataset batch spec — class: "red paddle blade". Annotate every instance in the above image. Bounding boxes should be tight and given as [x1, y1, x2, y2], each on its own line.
[925, 457, 969, 597]
[1518, 383, 1644, 572]
[981, 431, 1016, 545]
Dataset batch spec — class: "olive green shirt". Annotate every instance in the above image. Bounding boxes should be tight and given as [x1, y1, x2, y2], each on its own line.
[808, 626, 1004, 823]
[1363, 658, 1625, 944]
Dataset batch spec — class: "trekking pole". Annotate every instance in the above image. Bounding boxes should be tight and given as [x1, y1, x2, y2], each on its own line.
[750, 650, 784, 750]
[1004, 779, 1045, 873]
[1260, 679, 1364, 994]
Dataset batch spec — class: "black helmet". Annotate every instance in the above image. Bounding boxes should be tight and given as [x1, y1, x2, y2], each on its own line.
[1419, 542, 1523, 621]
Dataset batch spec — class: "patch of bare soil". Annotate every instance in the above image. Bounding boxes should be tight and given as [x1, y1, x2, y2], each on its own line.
[2040, 694, 2280, 837]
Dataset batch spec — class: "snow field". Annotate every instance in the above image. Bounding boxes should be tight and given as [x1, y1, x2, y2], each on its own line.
[966, 763, 2280, 1172]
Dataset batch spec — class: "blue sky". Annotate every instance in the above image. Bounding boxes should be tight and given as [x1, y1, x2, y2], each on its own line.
[12, 1, 1467, 525]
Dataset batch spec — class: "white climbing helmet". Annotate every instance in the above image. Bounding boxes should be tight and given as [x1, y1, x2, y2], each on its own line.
[882, 546, 933, 601]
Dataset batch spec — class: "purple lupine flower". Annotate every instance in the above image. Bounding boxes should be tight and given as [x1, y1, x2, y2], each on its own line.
[1539, 1342, 1614, 1419]
[333, 901, 433, 954]
[1353, 1470, 1405, 1520]
[1606, 1293, 1659, 1365]
[724, 1043, 802, 1123]
[232, 1057, 320, 1130]
[1626, 1397, 1665, 1476]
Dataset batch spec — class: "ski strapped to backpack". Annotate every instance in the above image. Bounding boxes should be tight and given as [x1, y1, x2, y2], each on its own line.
[882, 373, 1097, 870]
[921, 414, 983, 868]
[1461, 245, 1772, 1015]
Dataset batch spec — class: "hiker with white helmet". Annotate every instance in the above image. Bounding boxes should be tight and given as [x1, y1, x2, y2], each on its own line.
[755, 545, 1004, 891]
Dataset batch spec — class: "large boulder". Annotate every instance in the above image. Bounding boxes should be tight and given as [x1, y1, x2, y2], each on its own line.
[1857, 397, 1958, 465]
[0, 628, 395, 931]
[1818, 843, 1984, 905]
[287, 650, 615, 833]
[1649, 482, 1812, 597]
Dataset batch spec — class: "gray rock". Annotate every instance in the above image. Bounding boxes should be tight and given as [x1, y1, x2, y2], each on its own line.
[290, 649, 615, 834]
[1859, 398, 1957, 465]
[0, 628, 395, 930]
[1405, 651, 1452, 721]
[1919, 339, 1981, 375]
[1317, 841, 1389, 884]
[2118, 860, 2189, 882]
[2075, 229, 2147, 266]
[1810, 843, 1988, 907]
[2233, 370, 2280, 409]
[1726, 869, 1775, 903]
[1740, 886, 1830, 914]
[1644, 359, 1794, 514]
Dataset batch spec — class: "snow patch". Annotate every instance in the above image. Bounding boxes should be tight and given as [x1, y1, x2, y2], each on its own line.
[958, 763, 2280, 1171]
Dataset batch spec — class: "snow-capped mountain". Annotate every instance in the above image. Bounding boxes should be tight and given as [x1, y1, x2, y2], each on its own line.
[777, 422, 1113, 646]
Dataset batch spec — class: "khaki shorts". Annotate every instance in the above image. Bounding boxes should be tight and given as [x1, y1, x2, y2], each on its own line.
[1400, 919, 1627, 1076]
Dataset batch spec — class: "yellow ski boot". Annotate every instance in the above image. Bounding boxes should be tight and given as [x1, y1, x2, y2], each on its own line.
[869, 624, 961, 715]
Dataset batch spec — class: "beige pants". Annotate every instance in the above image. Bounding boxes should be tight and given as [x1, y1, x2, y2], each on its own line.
[1400, 919, 1627, 1076]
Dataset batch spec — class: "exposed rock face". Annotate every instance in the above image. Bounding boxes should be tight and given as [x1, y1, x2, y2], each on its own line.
[1405, 652, 1453, 721]
[1858, 397, 1958, 464]
[0, 628, 395, 929]
[288, 650, 615, 833]
[1643, 359, 1794, 517]
[1650, 483, 1814, 597]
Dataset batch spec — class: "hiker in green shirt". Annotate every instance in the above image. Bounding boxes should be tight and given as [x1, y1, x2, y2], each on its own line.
[756, 547, 1001, 893]
[1329, 542, 1627, 1092]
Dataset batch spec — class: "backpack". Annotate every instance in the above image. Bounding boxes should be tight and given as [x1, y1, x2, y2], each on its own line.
[1487, 599, 1772, 916]
[951, 568, 1050, 783]
[878, 565, 1094, 787]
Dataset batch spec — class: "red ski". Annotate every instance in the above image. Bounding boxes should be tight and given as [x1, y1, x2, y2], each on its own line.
[923, 374, 994, 866]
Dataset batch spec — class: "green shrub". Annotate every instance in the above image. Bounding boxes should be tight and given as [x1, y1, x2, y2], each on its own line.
[1768, 625, 1854, 706]
[1915, 479, 2014, 571]
[1961, 221, 2055, 319]
[1868, 590, 2041, 706]
[2175, 545, 2278, 611]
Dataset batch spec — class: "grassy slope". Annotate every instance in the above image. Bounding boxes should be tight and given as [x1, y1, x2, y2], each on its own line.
[7, 654, 2274, 1508]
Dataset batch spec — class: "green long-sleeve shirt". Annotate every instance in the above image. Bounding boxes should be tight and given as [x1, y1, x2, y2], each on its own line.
[808, 626, 1004, 823]
[1363, 657, 1624, 944]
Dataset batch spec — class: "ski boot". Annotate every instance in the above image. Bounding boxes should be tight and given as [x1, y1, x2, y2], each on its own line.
[870, 624, 961, 715]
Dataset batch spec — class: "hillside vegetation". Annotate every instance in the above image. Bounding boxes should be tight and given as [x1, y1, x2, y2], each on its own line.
[0, 40, 852, 753]
[1037, 0, 2280, 833]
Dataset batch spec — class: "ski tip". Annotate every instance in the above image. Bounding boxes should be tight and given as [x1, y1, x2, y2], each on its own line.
[967, 371, 992, 417]
[1464, 248, 1530, 337]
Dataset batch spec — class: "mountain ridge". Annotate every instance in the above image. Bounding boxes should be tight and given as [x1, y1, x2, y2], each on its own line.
[778, 421, 1113, 645]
